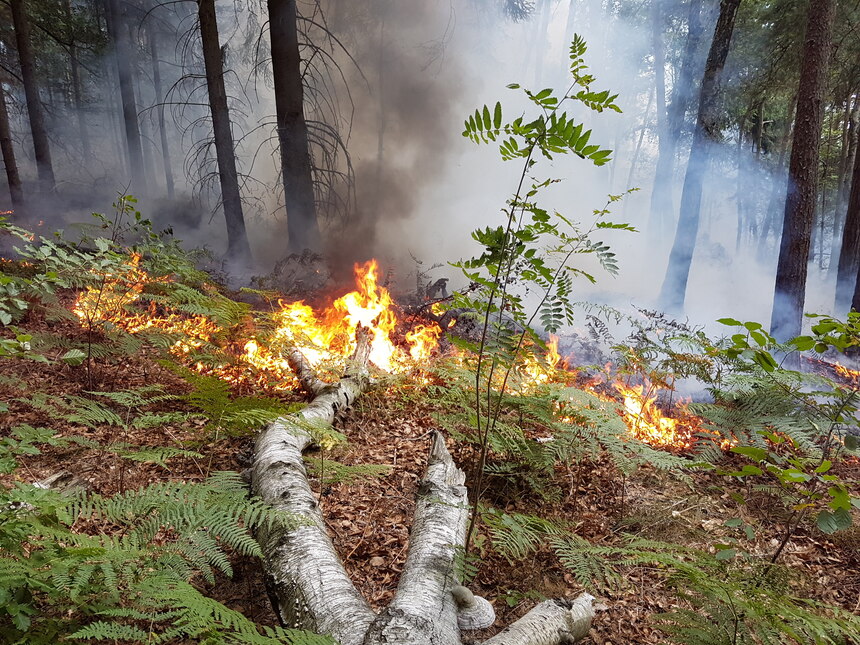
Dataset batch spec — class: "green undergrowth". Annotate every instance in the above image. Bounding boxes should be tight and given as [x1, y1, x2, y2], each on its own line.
[0, 205, 331, 644]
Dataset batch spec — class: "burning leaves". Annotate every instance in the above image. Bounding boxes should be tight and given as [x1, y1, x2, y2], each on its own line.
[72, 257, 446, 391]
[69, 254, 720, 452]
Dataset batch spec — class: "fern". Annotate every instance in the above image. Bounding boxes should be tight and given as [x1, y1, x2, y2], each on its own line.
[304, 457, 391, 486]
[482, 507, 565, 561]
[170, 365, 300, 436]
[548, 534, 860, 645]
[0, 463, 308, 643]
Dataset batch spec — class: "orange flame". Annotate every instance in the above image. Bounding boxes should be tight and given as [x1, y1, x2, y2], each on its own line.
[614, 382, 692, 448]
[72, 257, 444, 388]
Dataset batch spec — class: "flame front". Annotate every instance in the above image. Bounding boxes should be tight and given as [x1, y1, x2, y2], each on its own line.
[69, 255, 730, 452]
[73, 257, 444, 388]
[614, 382, 692, 448]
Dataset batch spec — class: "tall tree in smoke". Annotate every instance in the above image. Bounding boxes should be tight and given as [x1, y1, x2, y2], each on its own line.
[649, 0, 706, 239]
[148, 26, 174, 200]
[0, 84, 24, 208]
[840, 140, 860, 314]
[648, 0, 669, 235]
[269, 0, 320, 253]
[659, 0, 742, 313]
[64, 0, 91, 165]
[10, 0, 55, 193]
[770, 0, 835, 341]
[198, 0, 252, 263]
[106, 0, 147, 194]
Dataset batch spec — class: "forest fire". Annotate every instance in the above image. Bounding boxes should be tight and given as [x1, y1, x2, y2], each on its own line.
[613, 382, 701, 449]
[254, 260, 443, 374]
[72, 256, 444, 387]
[69, 255, 721, 450]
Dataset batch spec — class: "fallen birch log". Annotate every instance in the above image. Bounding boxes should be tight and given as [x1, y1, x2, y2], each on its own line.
[251, 326, 596, 645]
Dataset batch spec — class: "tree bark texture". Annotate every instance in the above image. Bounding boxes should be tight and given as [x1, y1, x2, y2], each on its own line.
[0, 86, 24, 208]
[770, 0, 835, 341]
[269, 0, 321, 253]
[659, 0, 741, 313]
[106, 0, 147, 194]
[251, 331, 595, 645]
[484, 595, 594, 645]
[149, 28, 175, 199]
[198, 0, 252, 263]
[10, 0, 55, 191]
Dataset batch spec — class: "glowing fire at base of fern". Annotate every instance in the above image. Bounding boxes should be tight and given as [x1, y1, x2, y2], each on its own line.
[72, 257, 445, 391]
[70, 255, 724, 451]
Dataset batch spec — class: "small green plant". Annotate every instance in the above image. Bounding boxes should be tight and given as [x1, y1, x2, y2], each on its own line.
[453, 36, 640, 549]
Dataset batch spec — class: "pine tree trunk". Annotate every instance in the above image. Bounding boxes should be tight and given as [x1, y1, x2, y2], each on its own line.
[830, 95, 860, 279]
[648, 0, 706, 240]
[106, 0, 147, 194]
[64, 0, 91, 164]
[10, 0, 55, 192]
[149, 28, 175, 199]
[268, 0, 321, 253]
[0, 86, 24, 208]
[757, 95, 796, 262]
[836, 137, 860, 313]
[131, 33, 157, 190]
[658, 0, 742, 313]
[648, 0, 670, 237]
[770, 0, 835, 341]
[198, 0, 252, 264]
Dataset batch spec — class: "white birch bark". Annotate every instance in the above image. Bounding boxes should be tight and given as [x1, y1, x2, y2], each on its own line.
[252, 327, 599, 645]
[361, 431, 470, 645]
[483, 594, 595, 645]
[252, 330, 375, 644]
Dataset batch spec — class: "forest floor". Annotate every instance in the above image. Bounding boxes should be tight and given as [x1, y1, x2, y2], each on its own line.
[2, 287, 860, 644]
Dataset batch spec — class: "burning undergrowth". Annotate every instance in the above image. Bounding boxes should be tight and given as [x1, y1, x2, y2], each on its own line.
[3, 225, 860, 644]
[64, 248, 726, 455]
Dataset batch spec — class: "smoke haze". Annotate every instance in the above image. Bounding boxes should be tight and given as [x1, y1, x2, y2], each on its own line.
[0, 0, 841, 334]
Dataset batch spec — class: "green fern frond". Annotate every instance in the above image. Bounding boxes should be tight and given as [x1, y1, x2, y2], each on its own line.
[304, 457, 392, 486]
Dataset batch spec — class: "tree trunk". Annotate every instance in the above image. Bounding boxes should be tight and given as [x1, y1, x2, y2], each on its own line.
[269, 0, 321, 253]
[532, 0, 552, 87]
[770, 0, 835, 341]
[64, 0, 91, 164]
[658, 0, 742, 313]
[149, 28, 175, 199]
[10, 0, 55, 192]
[131, 29, 157, 191]
[251, 332, 596, 645]
[757, 94, 797, 262]
[647, 0, 669, 238]
[562, 0, 580, 69]
[198, 0, 252, 264]
[829, 95, 860, 279]
[836, 136, 860, 313]
[106, 0, 147, 194]
[648, 0, 706, 240]
[624, 88, 654, 210]
[0, 85, 24, 208]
